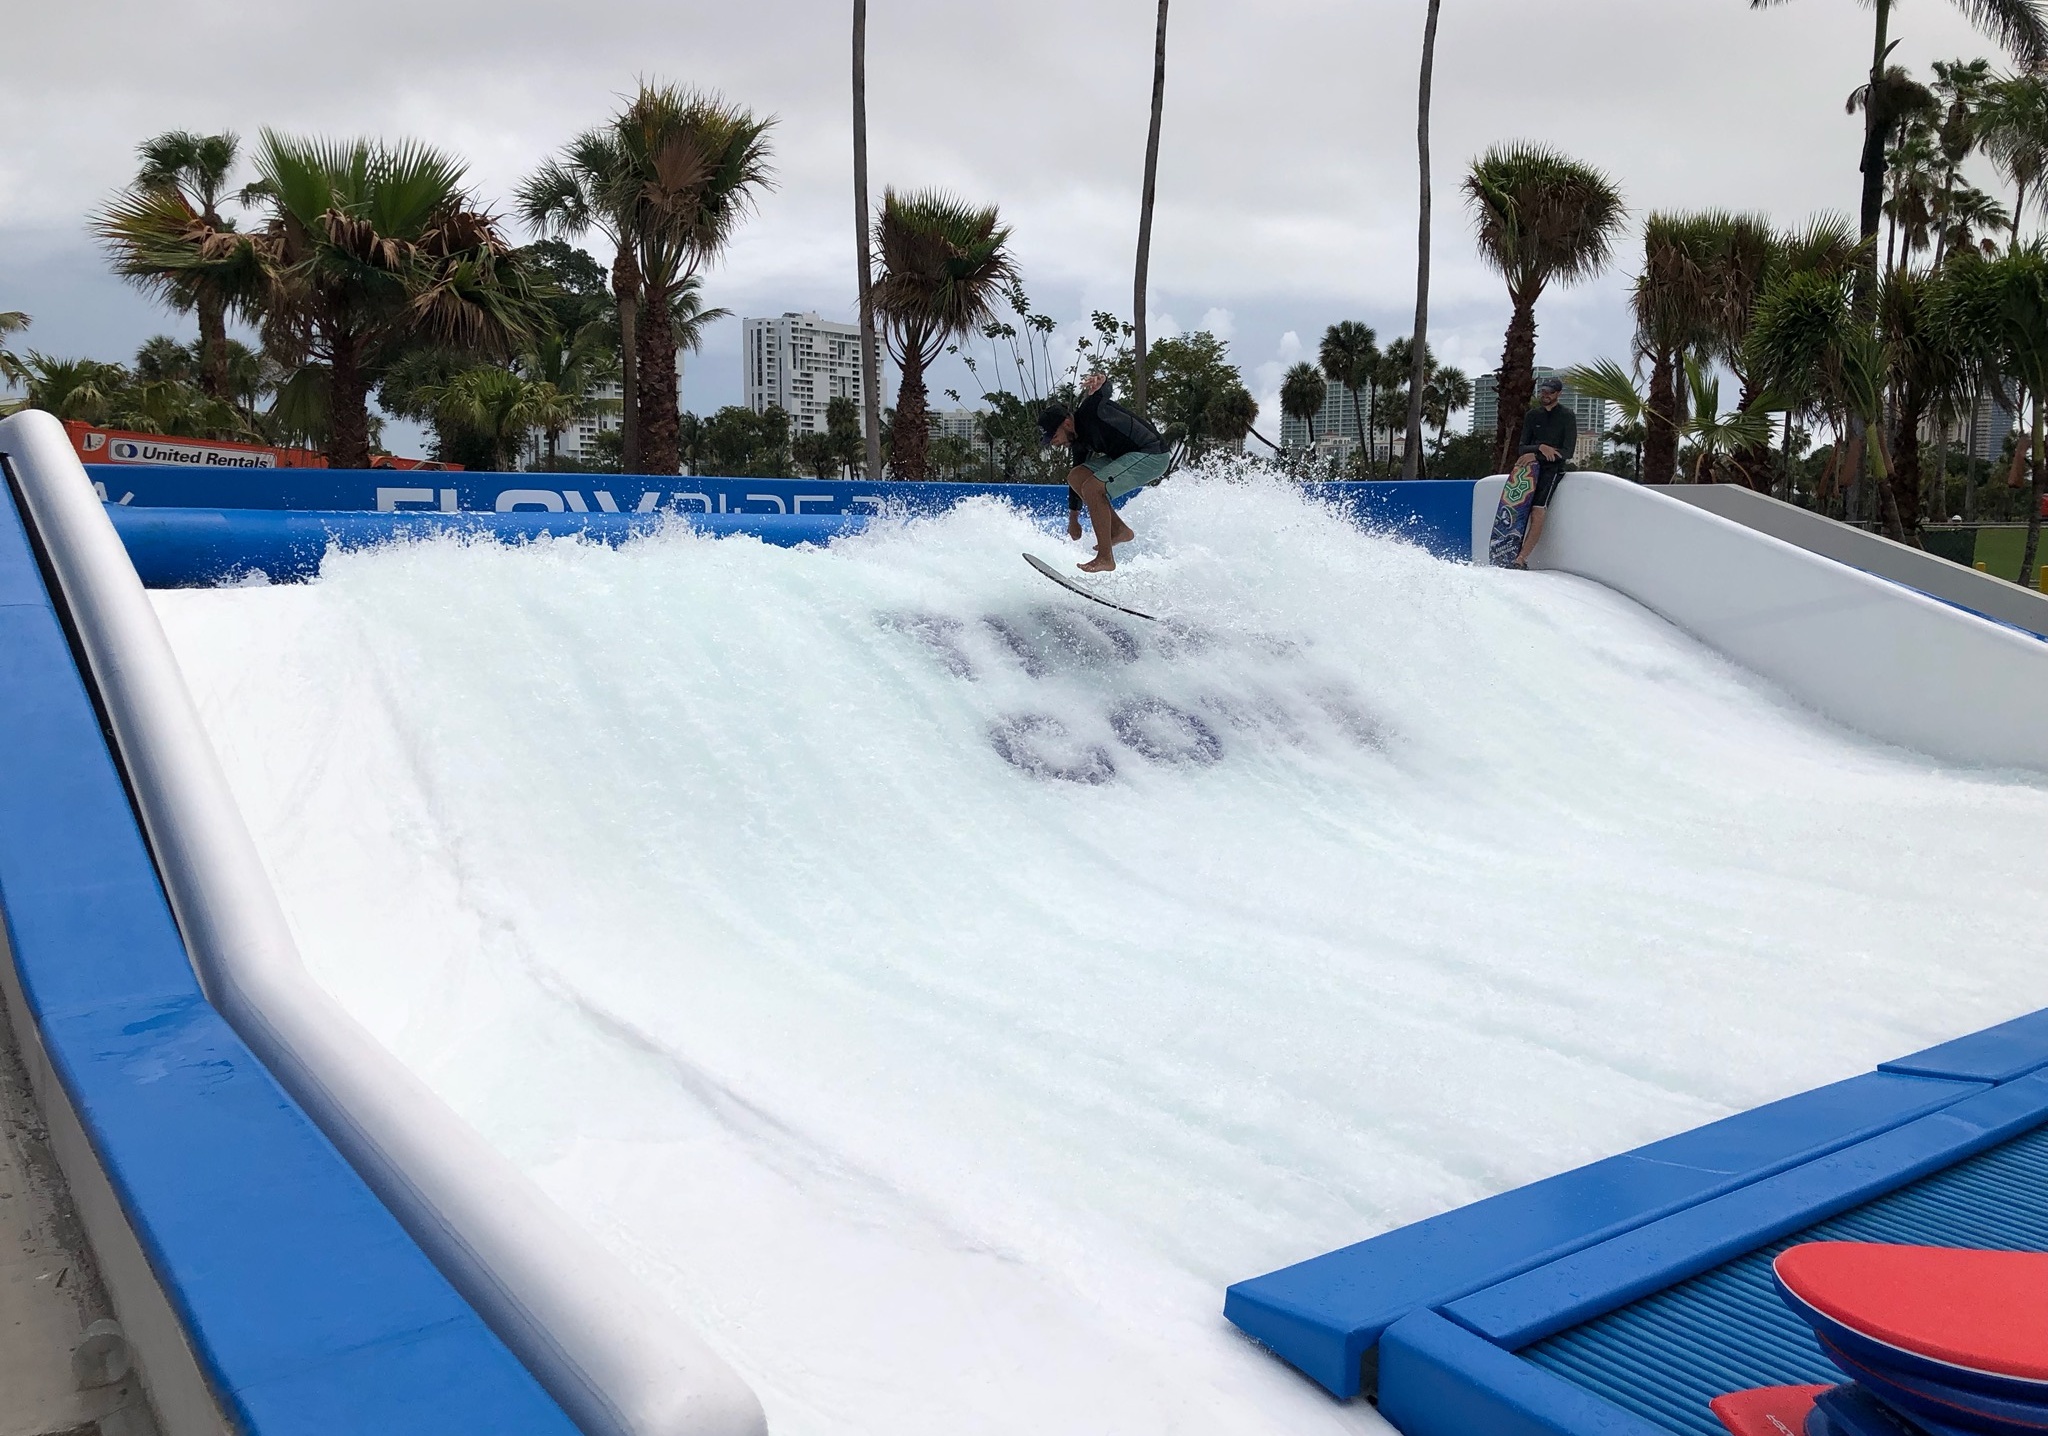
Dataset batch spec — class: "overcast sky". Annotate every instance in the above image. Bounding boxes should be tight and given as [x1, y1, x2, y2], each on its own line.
[0, 0, 2028, 449]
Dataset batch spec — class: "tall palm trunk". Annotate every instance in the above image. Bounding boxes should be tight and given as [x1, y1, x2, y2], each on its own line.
[196, 292, 230, 401]
[1350, 384, 1367, 461]
[1889, 387, 1926, 543]
[2022, 399, 2047, 587]
[1131, 0, 1168, 415]
[893, 349, 931, 481]
[853, 0, 884, 480]
[613, 243, 642, 472]
[1644, 348, 1680, 485]
[327, 330, 372, 470]
[638, 279, 679, 475]
[1491, 298, 1538, 472]
[1858, 0, 1893, 280]
[1402, 0, 1442, 480]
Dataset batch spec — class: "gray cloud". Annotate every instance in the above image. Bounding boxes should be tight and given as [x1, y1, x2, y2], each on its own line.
[1, 0, 2021, 440]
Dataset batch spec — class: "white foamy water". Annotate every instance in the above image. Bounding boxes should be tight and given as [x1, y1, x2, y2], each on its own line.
[153, 477, 2048, 1435]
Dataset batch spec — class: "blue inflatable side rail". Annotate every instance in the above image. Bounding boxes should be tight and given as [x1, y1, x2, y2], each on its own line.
[0, 447, 581, 1432]
[111, 507, 861, 586]
[92, 469, 1484, 586]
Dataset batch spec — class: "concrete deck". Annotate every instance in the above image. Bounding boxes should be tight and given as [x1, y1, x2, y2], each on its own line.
[0, 975, 158, 1436]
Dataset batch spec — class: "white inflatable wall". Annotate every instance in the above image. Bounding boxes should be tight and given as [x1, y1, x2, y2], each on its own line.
[1526, 471, 2048, 771]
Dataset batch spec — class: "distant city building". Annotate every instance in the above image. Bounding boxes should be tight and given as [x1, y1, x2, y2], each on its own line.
[928, 408, 985, 446]
[743, 312, 865, 435]
[1277, 384, 1412, 461]
[523, 379, 622, 469]
[1471, 367, 1608, 461]
[1925, 388, 2018, 466]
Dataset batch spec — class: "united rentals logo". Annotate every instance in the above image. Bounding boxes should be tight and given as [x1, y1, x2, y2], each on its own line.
[105, 437, 277, 468]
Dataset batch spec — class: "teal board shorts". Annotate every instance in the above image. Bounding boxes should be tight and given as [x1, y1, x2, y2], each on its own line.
[1082, 449, 1173, 501]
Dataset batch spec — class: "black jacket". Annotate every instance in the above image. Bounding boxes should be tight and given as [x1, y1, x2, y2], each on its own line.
[1072, 383, 1167, 466]
[1520, 403, 1577, 469]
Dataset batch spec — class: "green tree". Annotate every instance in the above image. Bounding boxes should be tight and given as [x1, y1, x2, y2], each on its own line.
[1142, 331, 1255, 459]
[1933, 244, 2048, 581]
[606, 84, 774, 476]
[1749, 0, 2048, 269]
[1678, 358, 1774, 483]
[1318, 320, 1377, 462]
[1424, 364, 1473, 472]
[1632, 213, 1725, 483]
[1979, 71, 2048, 251]
[704, 404, 792, 477]
[519, 129, 646, 470]
[241, 132, 542, 468]
[0, 311, 27, 391]
[825, 394, 867, 477]
[1746, 266, 1888, 516]
[414, 366, 572, 471]
[1280, 361, 1327, 448]
[872, 188, 1017, 480]
[792, 429, 842, 479]
[1465, 143, 1626, 470]
[94, 131, 246, 400]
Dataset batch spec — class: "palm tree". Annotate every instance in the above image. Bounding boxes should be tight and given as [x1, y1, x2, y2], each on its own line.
[18, 355, 130, 424]
[94, 131, 251, 402]
[417, 366, 573, 471]
[1930, 59, 1998, 264]
[243, 132, 542, 468]
[1404, 0, 1445, 479]
[519, 128, 646, 470]
[1382, 336, 1433, 471]
[0, 311, 29, 391]
[1280, 361, 1327, 449]
[606, 84, 775, 475]
[1750, 0, 2048, 268]
[1425, 364, 1472, 470]
[1850, 66, 1940, 269]
[1747, 265, 1889, 516]
[1465, 143, 1626, 471]
[1679, 358, 1775, 483]
[1934, 244, 2048, 581]
[872, 189, 1017, 480]
[1980, 71, 2048, 252]
[1318, 321, 1377, 465]
[521, 319, 620, 466]
[1132, 0, 1170, 416]
[852, 0, 884, 483]
[1877, 264, 1973, 541]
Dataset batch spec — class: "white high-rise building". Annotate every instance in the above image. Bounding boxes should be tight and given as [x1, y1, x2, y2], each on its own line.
[744, 312, 866, 435]
[1472, 367, 1608, 461]
[524, 379, 623, 469]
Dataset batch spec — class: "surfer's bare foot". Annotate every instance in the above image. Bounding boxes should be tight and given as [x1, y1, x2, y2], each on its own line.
[1079, 553, 1116, 573]
[1111, 521, 1136, 546]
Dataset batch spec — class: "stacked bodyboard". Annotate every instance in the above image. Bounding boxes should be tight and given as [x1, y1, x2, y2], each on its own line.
[1710, 1244, 2048, 1436]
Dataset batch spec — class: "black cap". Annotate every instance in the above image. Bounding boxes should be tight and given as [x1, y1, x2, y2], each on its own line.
[1537, 376, 1565, 394]
[1038, 405, 1069, 443]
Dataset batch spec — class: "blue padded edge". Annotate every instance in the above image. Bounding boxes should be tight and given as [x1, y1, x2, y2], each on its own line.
[1880, 1006, 2048, 1083]
[1446, 1070, 2048, 1349]
[1222, 1070, 1981, 1397]
[1378, 1310, 1671, 1436]
[0, 470, 580, 1433]
[86, 468, 1078, 517]
[108, 506, 864, 586]
[102, 479, 1485, 588]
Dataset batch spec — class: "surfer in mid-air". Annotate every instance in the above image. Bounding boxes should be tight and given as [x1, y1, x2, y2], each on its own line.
[1038, 372, 1171, 573]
